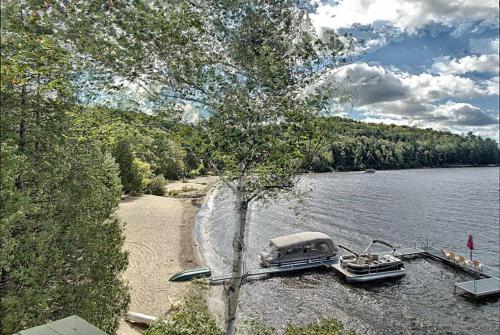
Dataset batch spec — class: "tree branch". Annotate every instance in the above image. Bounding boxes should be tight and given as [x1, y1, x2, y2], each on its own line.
[208, 160, 237, 193]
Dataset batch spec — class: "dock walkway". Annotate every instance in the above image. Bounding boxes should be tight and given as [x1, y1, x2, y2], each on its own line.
[210, 258, 339, 284]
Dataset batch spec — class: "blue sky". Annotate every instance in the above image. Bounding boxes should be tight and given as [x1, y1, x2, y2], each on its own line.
[311, 0, 499, 140]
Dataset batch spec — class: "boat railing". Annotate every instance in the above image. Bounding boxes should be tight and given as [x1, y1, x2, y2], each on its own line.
[481, 264, 500, 279]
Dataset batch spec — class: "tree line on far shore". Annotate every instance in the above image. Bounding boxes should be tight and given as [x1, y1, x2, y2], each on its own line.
[308, 117, 500, 172]
[73, 108, 500, 197]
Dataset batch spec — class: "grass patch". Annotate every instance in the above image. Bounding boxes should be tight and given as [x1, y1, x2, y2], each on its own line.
[167, 186, 199, 196]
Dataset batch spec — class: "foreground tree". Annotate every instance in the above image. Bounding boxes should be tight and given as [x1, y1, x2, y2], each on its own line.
[58, 1, 350, 333]
[0, 2, 128, 333]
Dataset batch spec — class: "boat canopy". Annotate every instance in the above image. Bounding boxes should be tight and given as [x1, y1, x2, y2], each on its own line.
[270, 232, 336, 250]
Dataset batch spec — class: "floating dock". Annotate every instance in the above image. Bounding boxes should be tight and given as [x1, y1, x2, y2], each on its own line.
[395, 245, 500, 299]
[455, 278, 500, 298]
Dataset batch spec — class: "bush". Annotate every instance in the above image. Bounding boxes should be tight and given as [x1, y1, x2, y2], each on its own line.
[131, 158, 152, 195]
[146, 175, 167, 196]
[112, 140, 153, 195]
[160, 157, 184, 180]
[145, 295, 222, 335]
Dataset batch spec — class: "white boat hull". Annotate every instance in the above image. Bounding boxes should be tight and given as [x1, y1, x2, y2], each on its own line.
[345, 268, 406, 283]
[332, 263, 406, 283]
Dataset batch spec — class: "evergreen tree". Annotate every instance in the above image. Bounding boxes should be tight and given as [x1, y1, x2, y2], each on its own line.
[1, 2, 129, 333]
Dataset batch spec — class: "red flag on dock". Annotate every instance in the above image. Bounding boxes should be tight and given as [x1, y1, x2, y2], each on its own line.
[466, 234, 474, 250]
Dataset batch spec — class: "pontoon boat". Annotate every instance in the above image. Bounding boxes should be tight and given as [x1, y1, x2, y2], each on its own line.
[334, 240, 406, 283]
[259, 232, 339, 268]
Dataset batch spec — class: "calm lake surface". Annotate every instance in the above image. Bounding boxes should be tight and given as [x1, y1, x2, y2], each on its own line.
[196, 167, 500, 334]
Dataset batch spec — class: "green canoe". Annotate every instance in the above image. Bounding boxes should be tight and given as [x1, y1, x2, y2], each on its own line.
[169, 267, 212, 282]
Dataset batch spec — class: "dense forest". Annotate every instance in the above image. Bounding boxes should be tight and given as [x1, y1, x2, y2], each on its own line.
[309, 117, 500, 172]
[1, 1, 498, 335]
[66, 108, 500, 196]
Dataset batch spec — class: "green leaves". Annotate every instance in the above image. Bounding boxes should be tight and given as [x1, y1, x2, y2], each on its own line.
[0, 140, 129, 334]
[145, 295, 223, 335]
[1, 2, 129, 333]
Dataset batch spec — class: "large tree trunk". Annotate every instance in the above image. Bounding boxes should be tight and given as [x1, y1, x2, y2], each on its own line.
[225, 190, 248, 335]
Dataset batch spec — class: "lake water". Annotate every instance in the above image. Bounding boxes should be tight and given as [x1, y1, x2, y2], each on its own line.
[196, 167, 500, 334]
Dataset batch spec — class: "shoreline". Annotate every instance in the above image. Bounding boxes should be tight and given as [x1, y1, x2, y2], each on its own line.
[116, 176, 218, 335]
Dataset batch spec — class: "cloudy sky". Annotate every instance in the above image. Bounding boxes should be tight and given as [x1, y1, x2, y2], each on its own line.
[311, 0, 499, 140]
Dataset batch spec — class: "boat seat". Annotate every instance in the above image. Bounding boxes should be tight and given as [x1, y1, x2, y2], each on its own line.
[357, 257, 367, 265]
[470, 260, 481, 269]
[446, 251, 457, 262]
[441, 249, 451, 258]
[456, 255, 466, 265]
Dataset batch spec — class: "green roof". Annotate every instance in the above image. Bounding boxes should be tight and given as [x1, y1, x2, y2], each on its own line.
[15, 315, 108, 335]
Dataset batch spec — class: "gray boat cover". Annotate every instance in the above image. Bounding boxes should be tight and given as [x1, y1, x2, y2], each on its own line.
[270, 232, 337, 250]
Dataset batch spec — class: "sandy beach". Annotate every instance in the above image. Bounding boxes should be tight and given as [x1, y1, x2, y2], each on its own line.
[116, 176, 217, 334]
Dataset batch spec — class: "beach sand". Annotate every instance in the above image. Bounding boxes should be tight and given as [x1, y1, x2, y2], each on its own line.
[116, 176, 217, 334]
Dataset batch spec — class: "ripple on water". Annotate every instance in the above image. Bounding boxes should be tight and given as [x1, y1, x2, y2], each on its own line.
[197, 168, 500, 334]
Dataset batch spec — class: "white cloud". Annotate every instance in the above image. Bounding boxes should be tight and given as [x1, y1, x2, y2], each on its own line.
[360, 101, 499, 140]
[311, 0, 499, 34]
[490, 37, 500, 53]
[332, 63, 408, 105]
[328, 62, 499, 138]
[429, 101, 498, 126]
[403, 72, 486, 101]
[432, 54, 499, 74]
[483, 76, 499, 95]
[331, 63, 493, 107]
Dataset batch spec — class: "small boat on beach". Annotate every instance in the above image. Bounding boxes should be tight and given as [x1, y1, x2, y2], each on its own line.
[169, 267, 211, 282]
[259, 232, 339, 268]
[333, 240, 406, 283]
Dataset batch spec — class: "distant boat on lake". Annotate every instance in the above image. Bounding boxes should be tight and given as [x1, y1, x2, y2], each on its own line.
[365, 169, 376, 173]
